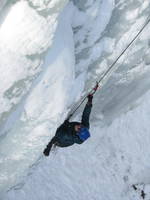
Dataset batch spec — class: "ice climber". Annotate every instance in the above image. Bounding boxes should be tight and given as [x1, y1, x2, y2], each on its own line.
[43, 94, 93, 156]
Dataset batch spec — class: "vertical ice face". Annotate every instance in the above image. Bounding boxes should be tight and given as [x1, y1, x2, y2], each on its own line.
[71, 0, 150, 125]
[0, 0, 68, 131]
[0, 0, 7, 12]
[0, 0, 70, 195]
[71, 0, 115, 74]
[90, 0, 150, 124]
[72, 0, 92, 10]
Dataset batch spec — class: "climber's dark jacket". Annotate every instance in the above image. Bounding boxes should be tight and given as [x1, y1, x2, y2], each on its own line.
[48, 103, 92, 148]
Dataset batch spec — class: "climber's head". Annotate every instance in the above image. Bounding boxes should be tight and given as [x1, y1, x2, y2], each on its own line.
[74, 124, 82, 132]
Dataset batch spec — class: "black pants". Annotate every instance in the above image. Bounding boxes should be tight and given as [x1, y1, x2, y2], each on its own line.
[43, 103, 92, 156]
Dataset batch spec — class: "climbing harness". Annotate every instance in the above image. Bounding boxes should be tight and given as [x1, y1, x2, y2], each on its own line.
[68, 17, 150, 119]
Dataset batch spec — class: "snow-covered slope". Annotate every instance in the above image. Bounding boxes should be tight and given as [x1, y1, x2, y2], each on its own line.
[4, 87, 150, 200]
[0, 0, 150, 199]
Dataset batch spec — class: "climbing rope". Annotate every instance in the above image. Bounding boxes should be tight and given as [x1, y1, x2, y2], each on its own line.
[68, 17, 150, 119]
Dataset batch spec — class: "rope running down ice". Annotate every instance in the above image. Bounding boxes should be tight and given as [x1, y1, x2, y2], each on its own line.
[68, 17, 150, 119]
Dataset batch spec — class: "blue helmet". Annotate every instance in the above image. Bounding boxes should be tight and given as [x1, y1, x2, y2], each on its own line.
[77, 127, 90, 141]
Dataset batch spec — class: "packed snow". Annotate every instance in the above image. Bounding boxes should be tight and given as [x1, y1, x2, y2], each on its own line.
[0, 0, 150, 199]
